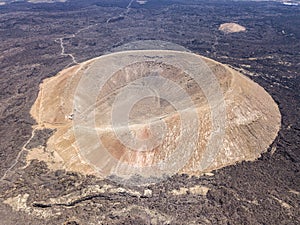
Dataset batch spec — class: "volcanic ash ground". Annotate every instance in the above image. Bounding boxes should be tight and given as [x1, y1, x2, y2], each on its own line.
[28, 50, 281, 183]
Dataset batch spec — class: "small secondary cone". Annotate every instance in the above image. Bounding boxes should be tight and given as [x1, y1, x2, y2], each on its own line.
[219, 23, 246, 33]
[28, 50, 281, 182]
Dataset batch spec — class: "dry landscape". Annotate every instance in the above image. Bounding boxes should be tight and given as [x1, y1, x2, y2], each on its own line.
[29, 49, 281, 184]
[0, 0, 299, 224]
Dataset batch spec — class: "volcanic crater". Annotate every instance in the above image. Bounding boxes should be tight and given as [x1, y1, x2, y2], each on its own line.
[28, 50, 281, 183]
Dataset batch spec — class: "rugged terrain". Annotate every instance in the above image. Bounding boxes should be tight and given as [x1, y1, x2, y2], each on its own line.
[0, 0, 299, 224]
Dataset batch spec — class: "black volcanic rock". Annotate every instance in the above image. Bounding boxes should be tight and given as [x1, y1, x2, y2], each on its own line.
[0, 0, 299, 224]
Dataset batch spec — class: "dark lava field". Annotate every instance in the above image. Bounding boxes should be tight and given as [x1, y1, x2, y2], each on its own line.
[0, 0, 299, 224]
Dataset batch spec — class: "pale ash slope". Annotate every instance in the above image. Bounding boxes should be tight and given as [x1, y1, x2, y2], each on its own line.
[28, 50, 281, 180]
[219, 23, 246, 34]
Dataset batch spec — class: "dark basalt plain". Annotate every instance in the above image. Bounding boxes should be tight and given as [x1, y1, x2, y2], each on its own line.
[0, 0, 299, 224]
